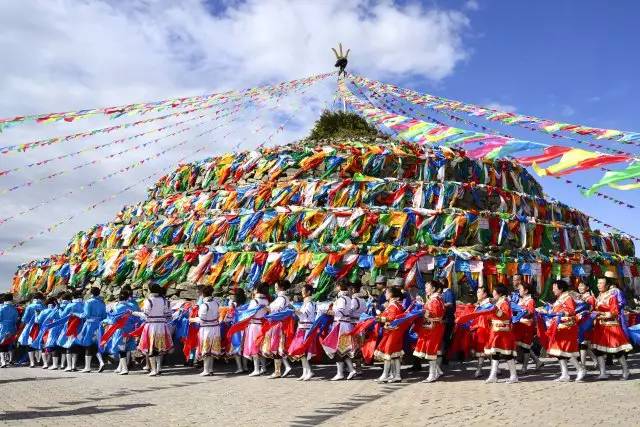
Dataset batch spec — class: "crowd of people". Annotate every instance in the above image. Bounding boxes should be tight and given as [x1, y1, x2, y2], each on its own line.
[0, 273, 637, 384]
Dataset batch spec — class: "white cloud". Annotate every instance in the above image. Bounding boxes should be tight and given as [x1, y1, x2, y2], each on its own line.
[0, 0, 471, 286]
[486, 102, 517, 112]
[464, 0, 480, 11]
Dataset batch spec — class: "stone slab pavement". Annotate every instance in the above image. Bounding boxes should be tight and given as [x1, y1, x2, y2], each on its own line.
[1, 355, 639, 426]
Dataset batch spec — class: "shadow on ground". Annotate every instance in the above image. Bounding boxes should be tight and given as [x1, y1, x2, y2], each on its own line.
[1, 403, 154, 421]
[0, 376, 68, 385]
[289, 382, 408, 427]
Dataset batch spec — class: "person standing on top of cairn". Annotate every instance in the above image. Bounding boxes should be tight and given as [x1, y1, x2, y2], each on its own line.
[262, 281, 293, 379]
[331, 43, 349, 77]
[190, 286, 221, 377]
[322, 282, 357, 380]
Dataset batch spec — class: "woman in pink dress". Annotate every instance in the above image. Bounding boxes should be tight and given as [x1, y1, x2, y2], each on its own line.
[244, 283, 270, 377]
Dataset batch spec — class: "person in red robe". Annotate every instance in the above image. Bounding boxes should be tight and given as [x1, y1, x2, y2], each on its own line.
[373, 286, 406, 383]
[413, 280, 445, 383]
[513, 282, 542, 373]
[591, 276, 633, 380]
[471, 285, 492, 378]
[537, 280, 586, 382]
[484, 284, 518, 383]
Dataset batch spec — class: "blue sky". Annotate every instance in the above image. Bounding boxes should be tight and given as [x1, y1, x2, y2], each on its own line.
[377, 0, 640, 240]
[0, 0, 638, 288]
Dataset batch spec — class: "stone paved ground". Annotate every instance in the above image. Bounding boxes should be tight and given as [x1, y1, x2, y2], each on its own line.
[1, 355, 639, 426]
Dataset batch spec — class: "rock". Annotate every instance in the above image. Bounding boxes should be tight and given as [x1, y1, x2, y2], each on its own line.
[176, 281, 194, 291]
[179, 289, 199, 300]
[49, 287, 69, 298]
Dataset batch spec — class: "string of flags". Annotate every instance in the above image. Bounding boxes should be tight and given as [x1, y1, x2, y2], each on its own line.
[356, 84, 637, 209]
[0, 147, 210, 257]
[542, 192, 640, 242]
[357, 80, 640, 185]
[0, 116, 215, 196]
[0, 76, 321, 225]
[341, 77, 640, 196]
[0, 72, 335, 133]
[0, 83, 317, 256]
[350, 74, 640, 146]
[0, 112, 213, 176]
[0, 116, 241, 228]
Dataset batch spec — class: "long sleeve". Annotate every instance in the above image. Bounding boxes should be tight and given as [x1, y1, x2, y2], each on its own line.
[21, 305, 33, 323]
[35, 309, 49, 324]
[524, 298, 535, 316]
[334, 296, 350, 320]
[142, 299, 152, 317]
[198, 302, 208, 319]
[563, 296, 576, 316]
[83, 300, 92, 318]
[495, 299, 511, 320]
[598, 295, 619, 318]
[302, 302, 316, 321]
[427, 298, 445, 319]
[381, 303, 402, 322]
[270, 295, 288, 313]
[99, 301, 107, 320]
